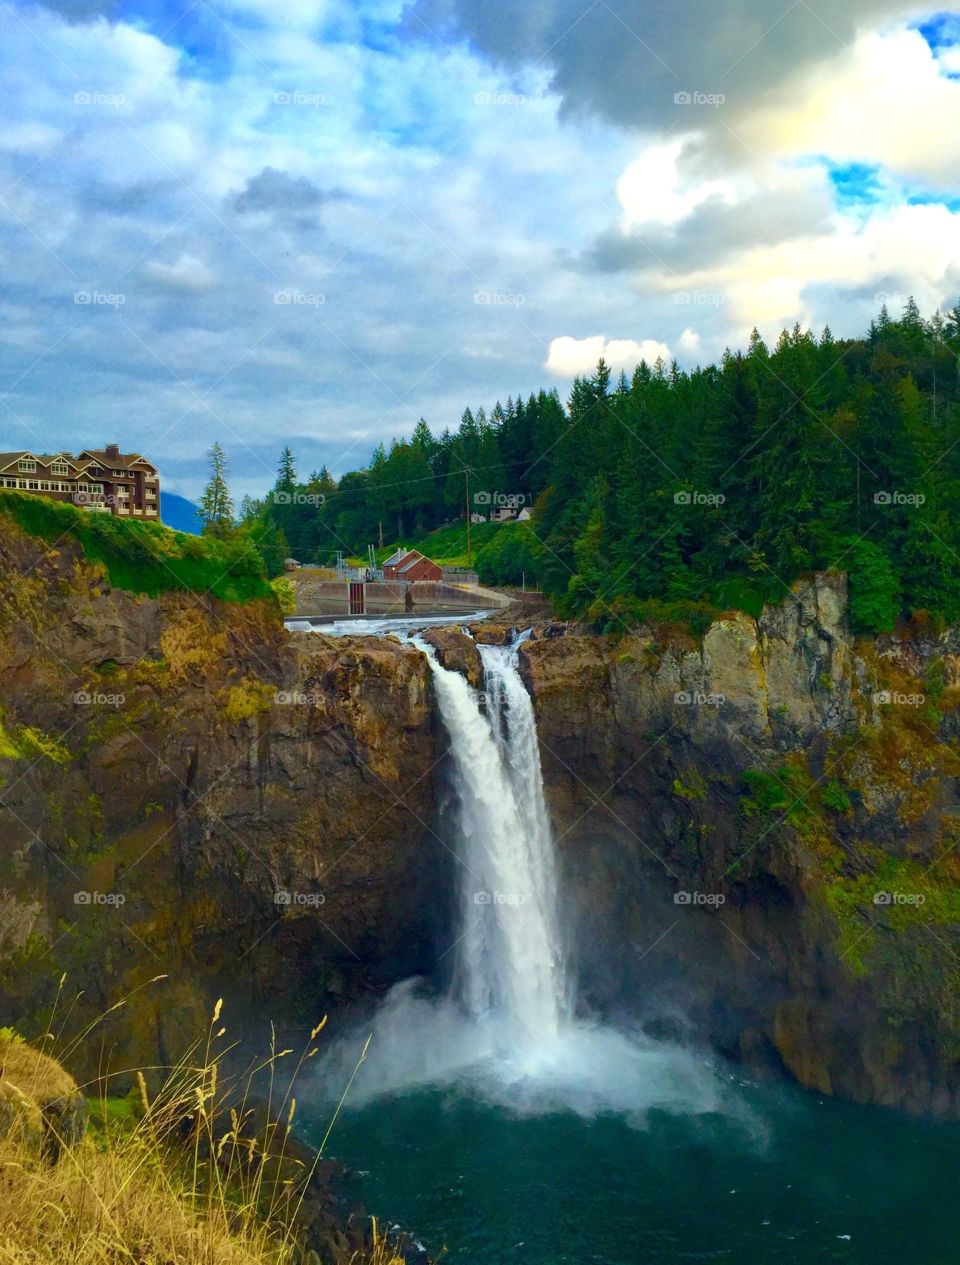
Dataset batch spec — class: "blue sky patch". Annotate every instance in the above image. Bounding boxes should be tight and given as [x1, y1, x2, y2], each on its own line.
[827, 162, 885, 208]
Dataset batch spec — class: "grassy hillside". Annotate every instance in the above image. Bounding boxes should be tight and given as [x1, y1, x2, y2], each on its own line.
[371, 519, 506, 569]
[0, 490, 273, 603]
[0, 1015, 412, 1265]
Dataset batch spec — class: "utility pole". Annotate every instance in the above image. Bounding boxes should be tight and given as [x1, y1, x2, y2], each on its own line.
[464, 466, 472, 567]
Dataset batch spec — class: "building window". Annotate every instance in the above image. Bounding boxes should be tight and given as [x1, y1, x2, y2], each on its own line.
[113, 469, 126, 477]
[51, 463, 68, 475]
[27, 481, 39, 490]
[4, 479, 14, 488]
[92, 483, 103, 493]
[18, 460, 36, 472]
[40, 481, 50, 491]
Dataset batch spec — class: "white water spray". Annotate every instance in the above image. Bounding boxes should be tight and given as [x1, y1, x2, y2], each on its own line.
[420, 638, 565, 1049]
[318, 629, 729, 1120]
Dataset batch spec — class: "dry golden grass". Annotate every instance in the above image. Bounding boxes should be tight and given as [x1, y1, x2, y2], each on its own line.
[0, 988, 426, 1265]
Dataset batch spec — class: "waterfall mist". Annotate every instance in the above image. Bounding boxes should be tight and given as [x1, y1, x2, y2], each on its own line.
[317, 632, 730, 1122]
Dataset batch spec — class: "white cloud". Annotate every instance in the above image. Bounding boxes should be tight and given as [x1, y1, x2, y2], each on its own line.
[617, 140, 733, 228]
[741, 27, 960, 187]
[142, 253, 216, 289]
[669, 200, 960, 332]
[678, 328, 700, 355]
[545, 335, 671, 377]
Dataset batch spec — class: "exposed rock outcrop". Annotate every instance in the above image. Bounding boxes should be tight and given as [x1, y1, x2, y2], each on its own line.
[520, 573, 960, 1117]
[2, 513, 960, 1120]
[0, 521, 447, 1082]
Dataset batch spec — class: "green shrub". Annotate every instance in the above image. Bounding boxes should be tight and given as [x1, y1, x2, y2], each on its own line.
[0, 492, 272, 603]
[821, 779, 852, 814]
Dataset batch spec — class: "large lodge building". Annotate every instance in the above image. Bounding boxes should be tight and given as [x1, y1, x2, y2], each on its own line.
[0, 444, 159, 519]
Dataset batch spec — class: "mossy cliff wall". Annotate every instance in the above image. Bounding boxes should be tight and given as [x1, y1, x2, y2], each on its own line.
[3, 514, 960, 1118]
[518, 573, 960, 1116]
[0, 520, 446, 1081]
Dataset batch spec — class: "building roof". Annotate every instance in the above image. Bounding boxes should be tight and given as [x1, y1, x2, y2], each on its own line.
[0, 451, 86, 472]
[398, 551, 439, 574]
[0, 448, 158, 476]
[77, 449, 158, 473]
[382, 547, 408, 567]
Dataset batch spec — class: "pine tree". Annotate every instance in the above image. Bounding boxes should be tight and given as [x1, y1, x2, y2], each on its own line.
[198, 442, 234, 537]
[275, 446, 296, 492]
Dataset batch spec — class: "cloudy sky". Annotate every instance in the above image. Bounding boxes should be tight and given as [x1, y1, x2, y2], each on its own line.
[1, 0, 959, 500]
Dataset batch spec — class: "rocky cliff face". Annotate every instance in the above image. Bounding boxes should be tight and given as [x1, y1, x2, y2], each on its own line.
[2, 516, 960, 1118]
[0, 521, 447, 1081]
[518, 574, 960, 1117]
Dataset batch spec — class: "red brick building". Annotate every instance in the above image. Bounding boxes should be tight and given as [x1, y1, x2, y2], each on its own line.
[0, 444, 159, 519]
[382, 548, 443, 582]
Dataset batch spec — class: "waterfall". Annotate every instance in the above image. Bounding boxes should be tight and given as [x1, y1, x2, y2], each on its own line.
[318, 628, 726, 1121]
[417, 637, 566, 1048]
